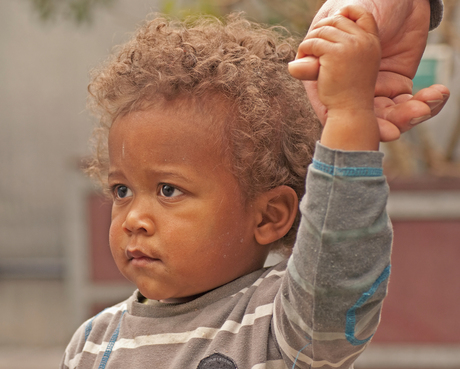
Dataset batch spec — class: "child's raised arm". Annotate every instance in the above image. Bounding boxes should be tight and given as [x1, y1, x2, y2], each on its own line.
[289, 6, 381, 151]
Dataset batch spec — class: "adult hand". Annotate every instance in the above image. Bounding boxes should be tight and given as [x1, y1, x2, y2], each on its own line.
[289, 0, 450, 142]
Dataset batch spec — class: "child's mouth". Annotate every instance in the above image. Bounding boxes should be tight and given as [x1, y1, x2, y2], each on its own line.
[130, 256, 159, 267]
[126, 249, 160, 266]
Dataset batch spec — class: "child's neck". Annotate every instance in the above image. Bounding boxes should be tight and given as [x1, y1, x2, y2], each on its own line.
[159, 292, 207, 304]
[160, 296, 196, 304]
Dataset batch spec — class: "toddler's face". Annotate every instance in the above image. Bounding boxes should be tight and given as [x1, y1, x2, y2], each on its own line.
[107, 105, 269, 301]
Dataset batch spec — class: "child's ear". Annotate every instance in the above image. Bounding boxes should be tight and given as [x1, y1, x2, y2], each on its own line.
[254, 186, 298, 245]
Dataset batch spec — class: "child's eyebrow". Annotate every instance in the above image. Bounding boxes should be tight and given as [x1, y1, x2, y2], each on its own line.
[108, 169, 191, 182]
[108, 170, 121, 180]
[145, 169, 191, 181]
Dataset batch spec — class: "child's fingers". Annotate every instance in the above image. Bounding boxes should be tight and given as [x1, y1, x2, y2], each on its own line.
[296, 26, 343, 59]
[296, 33, 334, 60]
[291, 4, 380, 83]
[310, 5, 378, 38]
[311, 13, 360, 33]
[291, 19, 353, 79]
[304, 25, 350, 46]
[298, 17, 375, 60]
[335, 5, 379, 37]
[296, 37, 337, 60]
[308, 17, 362, 44]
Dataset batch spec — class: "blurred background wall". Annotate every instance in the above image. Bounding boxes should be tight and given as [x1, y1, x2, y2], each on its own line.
[0, 0, 166, 365]
[0, 0, 459, 368]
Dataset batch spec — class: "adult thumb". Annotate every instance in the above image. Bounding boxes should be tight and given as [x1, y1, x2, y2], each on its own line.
[288, 56, 320, 81]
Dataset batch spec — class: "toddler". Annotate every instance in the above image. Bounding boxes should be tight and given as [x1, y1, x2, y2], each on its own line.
[63, 6, 392, 369]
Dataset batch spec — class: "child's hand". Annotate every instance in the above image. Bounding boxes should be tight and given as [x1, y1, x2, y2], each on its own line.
[291, 6, 380, 117]
[291, 0, 450, 143]
[289, 6, 381, 150]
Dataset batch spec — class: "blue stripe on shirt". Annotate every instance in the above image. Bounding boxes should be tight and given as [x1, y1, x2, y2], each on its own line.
[98, 310, 127, 369]
[345, 265, 391, 346]
[312, 159, 383, 177]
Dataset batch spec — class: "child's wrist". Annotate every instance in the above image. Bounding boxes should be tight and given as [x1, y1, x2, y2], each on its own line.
[321, 108, 380, 151]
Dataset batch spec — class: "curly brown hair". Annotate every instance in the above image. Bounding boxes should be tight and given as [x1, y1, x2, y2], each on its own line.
[87, 12, 321, 253]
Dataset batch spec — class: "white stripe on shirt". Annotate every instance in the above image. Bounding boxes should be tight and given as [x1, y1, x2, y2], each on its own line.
[71, 302, 274, 364]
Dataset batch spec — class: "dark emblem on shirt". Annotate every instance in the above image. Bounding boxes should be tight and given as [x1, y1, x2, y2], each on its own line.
[197, 353, 237, 369]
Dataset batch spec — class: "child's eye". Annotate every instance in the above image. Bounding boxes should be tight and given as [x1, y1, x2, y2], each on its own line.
[113, 185, 133, 199]
[160, 184, 183, 198]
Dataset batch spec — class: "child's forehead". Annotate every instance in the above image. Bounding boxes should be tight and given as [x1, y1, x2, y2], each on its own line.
[110, 97, 231, 152]
[116, 95, 230, 138]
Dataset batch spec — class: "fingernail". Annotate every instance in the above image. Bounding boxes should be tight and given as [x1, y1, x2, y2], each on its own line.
[426, 100, 443, 110]
[289, 56, 317, 65]
[442, 93, 449, 100]
[410, 114, 431, 126]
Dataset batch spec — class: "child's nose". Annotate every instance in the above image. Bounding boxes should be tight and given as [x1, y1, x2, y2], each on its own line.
[122, 203, 155, 236]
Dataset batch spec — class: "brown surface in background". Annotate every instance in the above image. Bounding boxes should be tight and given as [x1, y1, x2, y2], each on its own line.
[373, 220, 460, 343]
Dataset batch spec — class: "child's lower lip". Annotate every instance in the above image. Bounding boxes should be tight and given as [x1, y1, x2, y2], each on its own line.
[130, 257, 160, 267]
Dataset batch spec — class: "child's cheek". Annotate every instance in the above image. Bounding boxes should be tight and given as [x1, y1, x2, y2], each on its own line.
[109, 218, 125, 255]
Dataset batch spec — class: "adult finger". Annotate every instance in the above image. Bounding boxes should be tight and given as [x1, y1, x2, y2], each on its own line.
[288, 56, 320, 81]
[375, 71, 413, 99]
[410, 84, 450, 118]
[377, 118, 401, 142]
[388, 85, 450, 124]
[376, 97, 431, 132]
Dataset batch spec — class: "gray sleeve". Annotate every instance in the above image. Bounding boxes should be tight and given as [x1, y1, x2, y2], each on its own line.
[274, 142, 392, 368]
[430, 0, 443, 30]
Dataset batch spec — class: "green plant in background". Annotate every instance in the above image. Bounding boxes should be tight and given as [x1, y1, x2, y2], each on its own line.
[159, 0, 323, 34]
[29, 0, 116, 24]
[29, 0, 324, 34]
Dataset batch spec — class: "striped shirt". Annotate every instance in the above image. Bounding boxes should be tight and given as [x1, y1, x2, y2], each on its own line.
[61, 143, 392, 369]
